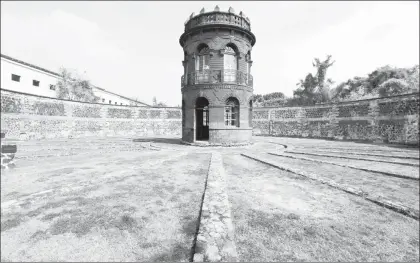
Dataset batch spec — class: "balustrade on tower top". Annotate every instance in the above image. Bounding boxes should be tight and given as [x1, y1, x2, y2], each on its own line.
[180, 6, 255, 88]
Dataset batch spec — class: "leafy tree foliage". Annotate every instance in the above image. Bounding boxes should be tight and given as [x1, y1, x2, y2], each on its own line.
[331, 65, 419, 101]
[56, 68, 99, 103]
[290, 55, 335, 106]
[254, 59, 418, 107]
[252, 92, 285, 107]
[152, 96, 167, 107]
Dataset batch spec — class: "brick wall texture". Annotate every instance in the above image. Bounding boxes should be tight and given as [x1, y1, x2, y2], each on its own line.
[1, 90, 418, 145]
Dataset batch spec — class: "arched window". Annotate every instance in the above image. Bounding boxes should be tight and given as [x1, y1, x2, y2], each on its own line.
[246, 51, 251, 75]
[245, 51, 252, 85]
[248, 100, 253, 127]
[196, 45, 210, 83]
[196, 46, 210, 71]
[225, 97, 240, 127]
[224, 45, 238, 82]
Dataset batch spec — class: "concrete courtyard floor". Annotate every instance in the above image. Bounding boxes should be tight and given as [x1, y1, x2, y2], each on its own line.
[1, 136, 419, 262]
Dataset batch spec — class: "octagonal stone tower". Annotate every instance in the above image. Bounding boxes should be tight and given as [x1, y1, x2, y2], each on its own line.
[180, 6, 256, 145]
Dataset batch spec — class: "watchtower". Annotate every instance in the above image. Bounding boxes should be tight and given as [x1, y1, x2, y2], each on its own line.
[180, 6, 256, 145]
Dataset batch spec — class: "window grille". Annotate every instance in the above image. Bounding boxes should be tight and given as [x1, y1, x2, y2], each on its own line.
[225, 98, 240, 127]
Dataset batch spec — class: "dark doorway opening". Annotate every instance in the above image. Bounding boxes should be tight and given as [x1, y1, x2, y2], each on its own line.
[196, 97, 209, 141]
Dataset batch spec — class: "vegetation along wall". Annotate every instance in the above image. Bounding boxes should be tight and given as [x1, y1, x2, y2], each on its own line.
[1, 89, 418, 145]
[252, 92, 419, 146]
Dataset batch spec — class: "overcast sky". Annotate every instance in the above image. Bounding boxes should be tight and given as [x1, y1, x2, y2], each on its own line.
[1, 1, 419, 106]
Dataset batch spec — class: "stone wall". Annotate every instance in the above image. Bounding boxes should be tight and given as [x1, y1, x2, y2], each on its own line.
[0, 89, 181, 140]
[252, 93, 419, 146]
[1, 89, 418, 145]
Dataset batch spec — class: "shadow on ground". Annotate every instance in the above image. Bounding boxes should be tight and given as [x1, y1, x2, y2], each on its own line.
[132, 137, 182, 145]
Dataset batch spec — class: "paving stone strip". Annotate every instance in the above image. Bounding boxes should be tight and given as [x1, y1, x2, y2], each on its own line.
[241, 153, 419, 221]
[293, 148, 419, 160]
[193, 152, 238, 262]
[269, 152, 419, 181]
[298, 146, 417, 154]
[286, 150, 419, 167]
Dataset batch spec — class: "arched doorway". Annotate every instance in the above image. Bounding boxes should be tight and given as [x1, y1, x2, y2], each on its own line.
[196, 97, 209, 141]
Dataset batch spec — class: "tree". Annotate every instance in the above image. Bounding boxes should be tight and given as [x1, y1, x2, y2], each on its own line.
[312, 55, 335, 90]
[156, 102, 167, 107]
[251, 92, 286, 107]
[378, 79, 409, 97]
[262, 92, 285, 100]
[292, 55, 335, 106]
[152, 96, 167, 107]
[292, 73, 318, 106]
[406, 65, 419, 92]
[331, 64, 419, 101]
[56, 68, 99, 103]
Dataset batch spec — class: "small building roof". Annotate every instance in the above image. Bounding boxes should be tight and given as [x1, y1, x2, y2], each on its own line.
[0, 53, 150, 107]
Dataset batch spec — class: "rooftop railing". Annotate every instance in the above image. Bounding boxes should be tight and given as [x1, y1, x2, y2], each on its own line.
[181, 69, 253, 87]
[184, 11, 251, 32]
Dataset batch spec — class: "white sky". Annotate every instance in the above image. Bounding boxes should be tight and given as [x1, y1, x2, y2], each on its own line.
[1, 1, 419, 106]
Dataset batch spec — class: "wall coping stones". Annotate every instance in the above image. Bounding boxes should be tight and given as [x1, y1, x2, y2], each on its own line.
[251, 92, 419, 109]
[193, 152, 238, 262]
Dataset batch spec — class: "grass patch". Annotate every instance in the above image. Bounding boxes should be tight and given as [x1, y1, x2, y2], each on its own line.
[224, 153, 419, 262]
[150, 243, 190, 262]
[49, 209, 141, 237]
[265, 154, 419, 211]
[1, 146, 209, 262]
[1, 217, 22, 232]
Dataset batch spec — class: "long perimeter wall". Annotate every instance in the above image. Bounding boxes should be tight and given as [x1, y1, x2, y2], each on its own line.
[1, 89, 419, 145]
[253, 93, 419, 145]
[1, 89, 181, 140]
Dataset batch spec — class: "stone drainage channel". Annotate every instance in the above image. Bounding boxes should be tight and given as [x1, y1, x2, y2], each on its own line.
[192, 152, 238, 262]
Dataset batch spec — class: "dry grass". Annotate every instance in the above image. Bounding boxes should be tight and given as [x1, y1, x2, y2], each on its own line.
[289, 150, 419, 166]
[293, 148, 419, 162]
[224, 153, 419, 262]
[284, 152, 419, 178]
[263, 153, 419, 211]
[1, 140, 210, 262]
[2, 136, 419, 262]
